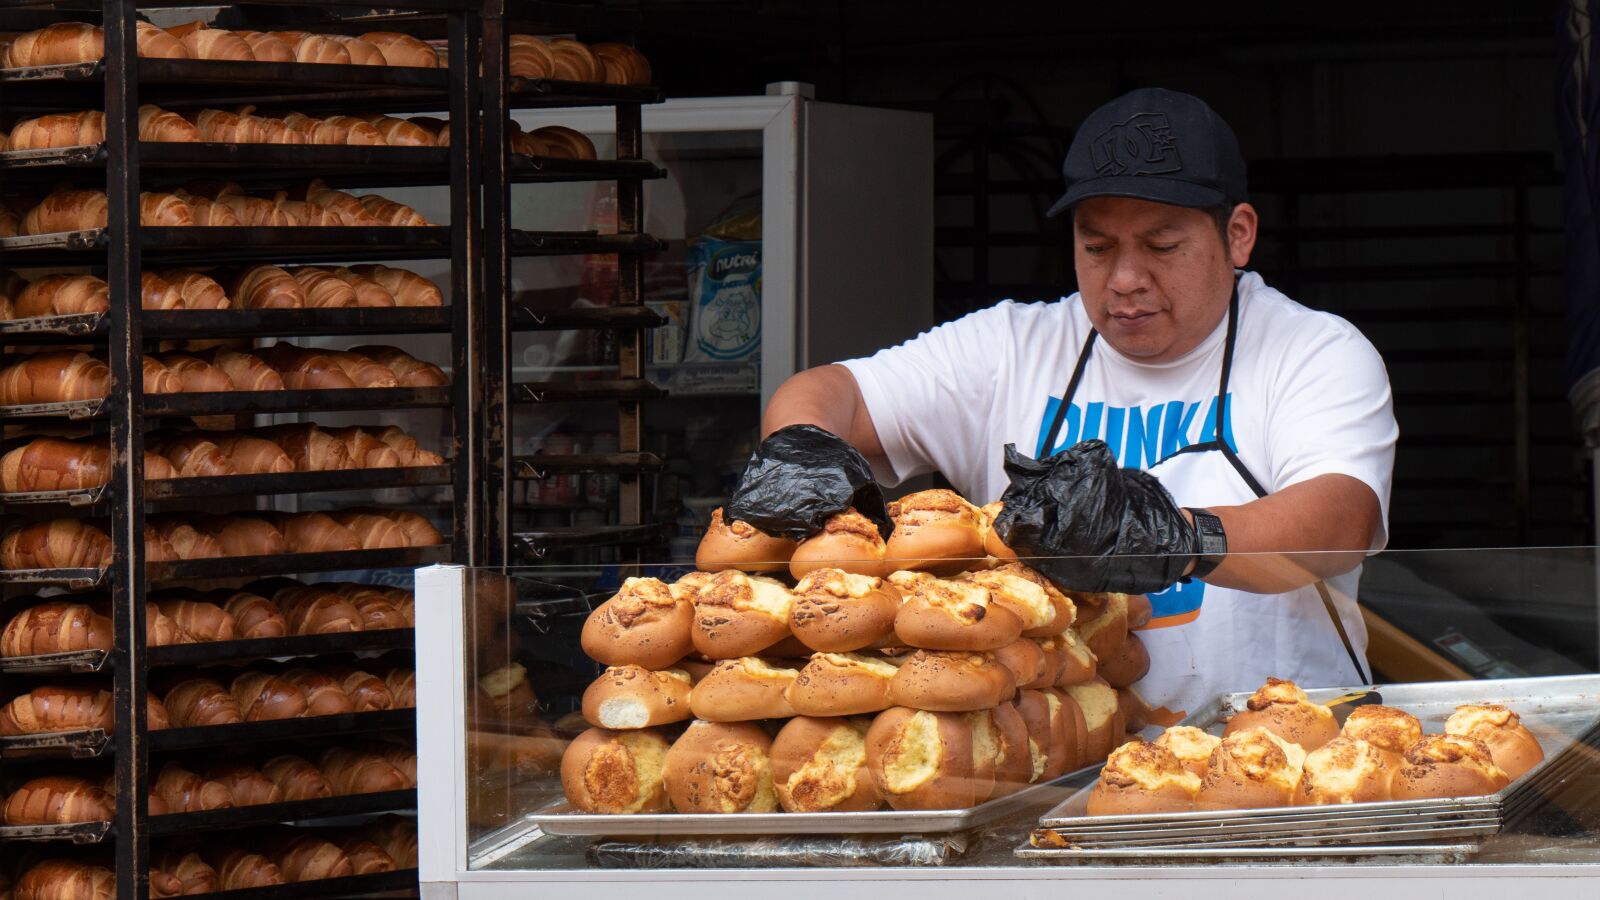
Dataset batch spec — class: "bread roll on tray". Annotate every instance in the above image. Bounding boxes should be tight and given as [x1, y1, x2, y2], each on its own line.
[1014, 689, 1072, 780]
[696, 506, 798, 573]
[2, 600, 113, 656]
[1296, 734, 1394, 805]
[888, 649, 1014, 712]
[788, 567, 901, 652]
[1097, 631, 1150, 689]
[789, 508, 890, 579]
[3, 774, 115, 824]
[204, 762, 283, 806]
[1392, 733, 1510, 800]
[989, 701, 1034, 796]
[786, 651, 898, 717]
[1153, 725, 1221, 779]
[262, 754, 333, 800]
[1223, 677, 1338, 751]
[960, 563, 1075, 637]
[892, 574, 1023, 652]
[883, 489, 986, 573]
[688, 656, 798, 721]
[1340, 704, 1422, 767]
[689, 569, 793, 658]
[582, 665, 692, 729]
[866, 707, 976, 810]
[559, 726, 670, 813]
[1075, 591, 1132, 662]
[580, 576, 692, 669]
[1061, 677, 1122, 763]
[662, 719, 779, 813]
[770, 716, 880, 812]
[1087, 740, 1200, 815]
[1194, 726, 1307, 810]
[1445, 704, 1544, 780]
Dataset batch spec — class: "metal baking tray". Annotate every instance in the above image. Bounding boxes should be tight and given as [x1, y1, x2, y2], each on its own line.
[1015, 842, 1480, 863]
[528, 766, 1085, 837]
[1055, 819, 1502, 850]
[1029, 674, 1600, 854]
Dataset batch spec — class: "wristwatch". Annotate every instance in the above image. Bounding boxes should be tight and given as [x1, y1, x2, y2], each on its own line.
[1185, 508, 1227, 580]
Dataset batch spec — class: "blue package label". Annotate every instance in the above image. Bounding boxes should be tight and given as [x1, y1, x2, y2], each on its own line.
[686, 238, 761, 362]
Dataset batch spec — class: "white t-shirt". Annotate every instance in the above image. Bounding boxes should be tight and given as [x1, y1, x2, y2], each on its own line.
[840, 271, 1398, 711]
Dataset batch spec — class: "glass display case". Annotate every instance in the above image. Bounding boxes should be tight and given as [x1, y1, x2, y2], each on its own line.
[415, 546, 1600, 898]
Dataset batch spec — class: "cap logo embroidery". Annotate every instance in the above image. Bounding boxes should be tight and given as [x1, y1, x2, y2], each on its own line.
[1090, 112, 1182, 177]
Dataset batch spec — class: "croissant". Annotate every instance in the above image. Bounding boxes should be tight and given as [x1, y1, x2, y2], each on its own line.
[137, 20, 189, 60]
[214, 590, 285, 639]
[320, 746, 408, 795]
[381, 587, 416, 627]
[149, 517, 224, 561]
[376, 744, 418, 787]
[347, 345, 448, 386]
[163, 677, 242, 727]
[507, 34, 555, 79]
[509, 128, 548, 157]
[381, 508, 443, 546]
[0, 352, 109, 404]
[162, 271, 229, 309]
[358, 194, 430, 226]
[210, 435, 294, 474]
[274, 195, 341, 226]
[363, 115, 435, 147]
[337, 36, 386, 66]
[191, 514, 287, 559]
[137, 105, 200, 142]
[288, 267, 357, 308]
[0, 685, 113, 734]
[1, 438, 107, 491]
[230, 671, 308, 721]
[591, 43, 651, 85]
[154, 597, 236, 642]
[229, 265, 304, 309]
[180, 28, 254, 62]
[184, 197, 241, 227]
[365, 817, 419, 866]
[236, 31, 294, 63]
[324, 426, 401, 468]
[19, 190, 107, 235]
[327, 511, 408, 549]
[326, 267, 395, 307]
[301, 181, 379, 225]
[142, 191, 194, 227]
[533, 126, 596, 161]
[283, 667, 356, 716]
[6, 111, 104, 150]
[259, 344, 358, 390]
[326, 350, 398, 388]
[253, 423, 354, 471]
[206, 849, 284, 891]
[4, 775, 114, 824]
[190, 108, 254, 143]
[149, 433, 235, 477]
[10, 274, 109, 318]
[142, 356, 183, 394]
[383, 667, 417, 707]
[360, 32, 438, 67]
[275, 836, 354, 882]
[145, 522, 177, 563]
[336, 837, 397, 875]
[203, 762, 282, 806]
[285, 33, 350, 65]
[323, 114, 386, 144]
[153, 851, 218, 896]
[274, 585, 361, 634]
[0, 520, 113, 570]
[215, 194, 294, 226]
[14, 860, 116, 900]
[4, 22, 104, 67]
[374, 425, 445, 466]
[326, 665, 394, 712]
[152, 352, 234, 392]
[0, 204, 20, 238]
[195, 348, 283, 391]
[331, 583, 407, 630]
[156, 761, 235, 811]
[260, 754, 333, 801]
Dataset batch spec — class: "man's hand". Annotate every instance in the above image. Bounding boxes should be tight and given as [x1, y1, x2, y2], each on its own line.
[993, 440, 1199, 593]
[725, 425, 891, 541]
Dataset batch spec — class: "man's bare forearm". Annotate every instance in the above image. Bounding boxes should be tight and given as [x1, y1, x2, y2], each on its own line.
[760, 365, 887, 460]
[1192, 474, 1381, 593]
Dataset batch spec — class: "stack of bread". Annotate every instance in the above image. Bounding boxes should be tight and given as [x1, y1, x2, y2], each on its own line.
[500, 34, 651, 84]
[7, 817, 416, 899]
[558, 489, 1159, 815]
[1086, 677, 1546, 815]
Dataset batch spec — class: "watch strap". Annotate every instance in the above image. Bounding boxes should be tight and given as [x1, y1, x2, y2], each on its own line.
[1186, 508, 1226, 580]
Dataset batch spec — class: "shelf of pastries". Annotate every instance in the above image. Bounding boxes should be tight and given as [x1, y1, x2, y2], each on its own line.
[1, 422, 448, 506]
[499, 34, 660, 106]
[0, 579, 418, 677]
[0, 341, 451, 422]
[544, 490, 1161, 819]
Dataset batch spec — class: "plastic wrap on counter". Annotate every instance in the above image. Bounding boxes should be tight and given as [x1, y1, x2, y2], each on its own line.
[586, 832, 970, 868]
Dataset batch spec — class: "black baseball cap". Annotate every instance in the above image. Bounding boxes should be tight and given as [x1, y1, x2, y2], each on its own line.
[1047, 88, 1248, 217]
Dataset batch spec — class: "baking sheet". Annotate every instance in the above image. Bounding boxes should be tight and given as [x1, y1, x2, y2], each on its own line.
[1028, 674, 1600, 856]
[1015, 842, 1480, 863]
[528, 766, 1088, 837]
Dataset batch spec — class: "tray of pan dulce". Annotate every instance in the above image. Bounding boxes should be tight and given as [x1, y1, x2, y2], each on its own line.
[1018, 673, 1600, 861]
[525, 492, 1167, 837]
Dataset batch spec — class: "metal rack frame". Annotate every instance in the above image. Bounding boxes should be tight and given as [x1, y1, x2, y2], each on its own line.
[0, 2, 478, 898]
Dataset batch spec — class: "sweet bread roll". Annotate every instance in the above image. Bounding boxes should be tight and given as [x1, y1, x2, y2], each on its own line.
[1015, 688, 1077, 778]
[191, 515, 287, 558]
[977, 500, 1015, 561]
[688, 657, 798, 721]
[336, 837, 397, 875]
[321, 665, 393, 712]
[347, 265, 443, 307]
[155, 850, 219, 896]
[1194, 726, 1308, 810]
[1087, 740, 1201, 815]
[164, 677, 242, 727]
[237, 31, 293, 62]
[383, 666, 416, 708]
[1052, 629, 1099, 686]
[349, 345, 448, 387]
[1340, 705, 1422, 766]
[1153, 725, 1221, 779]
[581, 665, 692, 730]
[1223, 677, 1338, 751]
[990, 701, 1034, 796]
[329, 583, 406, 630]
[1061, 677, 1120, 763]
[889, 649, 1013, 712]
[559, 726, 670, 814]
[770, 716, 880, 812]
[207, 849, 284, 891]
[229, 671, 308, 721]
[1445, 704, 1544, 780]
[893, 575, 1022, 651]
[261, 754, 333, 801]
[320, 746, 409, 795]
[0, 685, 115, 735]
[14, 861, 116, 900]
[1098, 632, 1150, 689]
[220, 590, 287, 638]
[155, 761, 235, 812]
[695, 506, 797, 573]
[866, 707, 975, 809]
[964, 707, 1000, 803]
[154, 597, 235, 642]
[149, 517, 223, 560]
[960, 563, 1075, 637]
[789, 508, 889, 579]
[1391, 733, 1510, 800]
[1076, 592, 1131, 662]
[204, 762, 283, 806]
[1296, 734, 1394, 805]
[690, 569, 793, 659]
[661, 719, 778, 813]
[2, 775, 114, 824]
[507, 34, 555, 78]
[360, 32, 438, 67]
[993, 638, 1049, 690]
[0, 351, 111, 405]
[1, 601, 113, 656]
[786, 652, 898, 716]
[478, 662, 538, 723]
[883, 489, 986, 573]
[591, 42, 651, 85]
[580, 577, 693, 669]
[282, 667, 356, 717]
[334, 35, 386, 66]
[545, 38, 599, 81]
[787, 568, 900, 652]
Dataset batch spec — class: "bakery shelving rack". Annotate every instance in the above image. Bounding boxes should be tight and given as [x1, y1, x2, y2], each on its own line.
[0, 1, 479, 898]
[477, 0, 670, 567]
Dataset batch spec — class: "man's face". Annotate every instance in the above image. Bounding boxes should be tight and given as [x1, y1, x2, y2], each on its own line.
[1072, 196, 1255, 363]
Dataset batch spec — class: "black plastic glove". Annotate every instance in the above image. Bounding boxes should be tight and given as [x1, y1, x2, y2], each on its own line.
[725, 424, 891, 541]
[993, 440, 1199, 593]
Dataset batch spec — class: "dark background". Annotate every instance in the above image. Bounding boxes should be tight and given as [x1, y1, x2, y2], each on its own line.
[626, 0, 1581, 554]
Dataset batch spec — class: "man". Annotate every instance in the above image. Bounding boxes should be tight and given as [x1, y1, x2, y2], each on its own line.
[729, 88, 1398, 713]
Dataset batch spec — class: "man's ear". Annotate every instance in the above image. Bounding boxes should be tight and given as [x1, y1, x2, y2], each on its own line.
[1227, 203, 1258, 268]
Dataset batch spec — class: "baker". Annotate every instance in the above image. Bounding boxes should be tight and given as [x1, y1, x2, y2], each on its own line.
[727, 88, 1398, 715]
